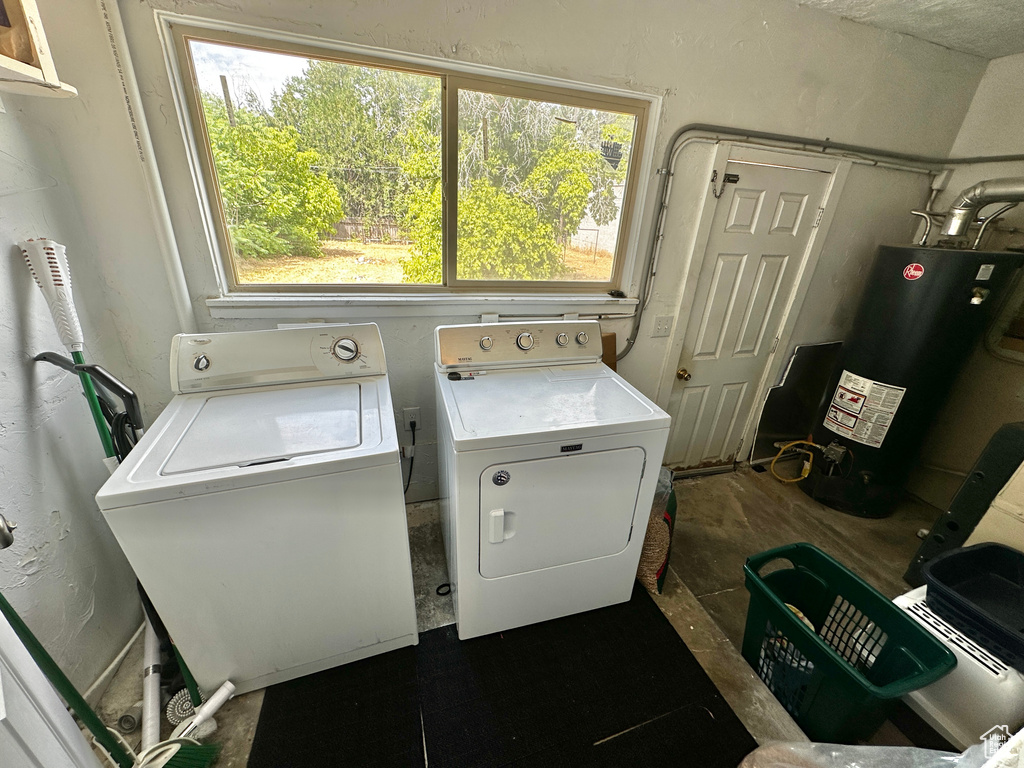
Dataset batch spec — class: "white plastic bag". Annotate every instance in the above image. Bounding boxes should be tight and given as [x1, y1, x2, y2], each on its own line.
[738, 742, 989, 768]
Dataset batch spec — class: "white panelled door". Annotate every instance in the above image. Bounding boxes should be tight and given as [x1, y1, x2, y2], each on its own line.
[666, 152, 833, 470]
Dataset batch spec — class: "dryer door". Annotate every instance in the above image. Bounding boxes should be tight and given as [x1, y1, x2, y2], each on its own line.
[478, 447, 645, 578]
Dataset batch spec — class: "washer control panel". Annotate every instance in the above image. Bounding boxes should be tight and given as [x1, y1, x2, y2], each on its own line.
[171, 323, 387, 393]
[435, 320, 602, 368]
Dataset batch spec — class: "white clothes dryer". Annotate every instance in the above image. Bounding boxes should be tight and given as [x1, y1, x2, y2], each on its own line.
[97, 324, 417, 694]
[434, 320, 670, 639]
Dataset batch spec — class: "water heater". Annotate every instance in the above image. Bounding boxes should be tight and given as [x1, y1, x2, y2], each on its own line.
[802, 245, 1022, 517]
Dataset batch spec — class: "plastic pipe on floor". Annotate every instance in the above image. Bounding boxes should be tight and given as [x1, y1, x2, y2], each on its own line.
[142, 617, 161, 752]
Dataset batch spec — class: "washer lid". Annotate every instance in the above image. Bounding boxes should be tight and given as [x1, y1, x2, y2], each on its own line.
[163, 383, 362, 475]
[436, 363, 669, 450]
[96, 377, 397, 510]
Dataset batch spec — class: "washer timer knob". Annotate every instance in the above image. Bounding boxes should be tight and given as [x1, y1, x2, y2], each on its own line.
[480, 336, 493, 351]
[193, 354, 211, 372]
[576, 331, 589, 345]
[556, 332, 569, 347]
[332, 337, 360, 362]
[516, 332, 534, 351]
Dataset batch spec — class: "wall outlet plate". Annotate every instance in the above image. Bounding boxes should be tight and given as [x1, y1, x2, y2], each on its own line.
[403, 407, 420, 431]
[651, 315, 673, 338]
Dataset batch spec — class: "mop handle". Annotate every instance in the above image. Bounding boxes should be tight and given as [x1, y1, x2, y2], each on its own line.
[72, 350, 116, 458]
[0, 590, 134, 768]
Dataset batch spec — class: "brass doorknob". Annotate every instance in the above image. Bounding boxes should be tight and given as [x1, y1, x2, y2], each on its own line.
[676, 368, 692, 381]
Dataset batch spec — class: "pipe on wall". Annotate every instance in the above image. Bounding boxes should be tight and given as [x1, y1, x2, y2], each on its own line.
[617, 124, 1024, 361]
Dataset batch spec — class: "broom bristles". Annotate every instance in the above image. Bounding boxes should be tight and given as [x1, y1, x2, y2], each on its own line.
[161, 742, 221, 768]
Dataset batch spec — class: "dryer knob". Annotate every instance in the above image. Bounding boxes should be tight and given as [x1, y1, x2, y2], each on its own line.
[556, 332, 569, 346]
[516, 332, 534, 351]
[479, 336, 493, 351]
[576, 331, 589, 345]
[332, 337, 360, 362]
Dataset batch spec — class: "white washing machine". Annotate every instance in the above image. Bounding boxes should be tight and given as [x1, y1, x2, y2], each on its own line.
[435, 320, 670, 639]
[96, 324, 417, 694]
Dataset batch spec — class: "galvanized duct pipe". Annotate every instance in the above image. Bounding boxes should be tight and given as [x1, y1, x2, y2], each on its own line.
[941, 177, 1024, 236]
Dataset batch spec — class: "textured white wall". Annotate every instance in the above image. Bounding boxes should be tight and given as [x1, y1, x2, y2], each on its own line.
[0, 99, 140, 689]
[907, 52, 1024, 508]
[795, 0, 1024, 59]
[23, 0, 989, 506]
[950, 52, 1024, 159]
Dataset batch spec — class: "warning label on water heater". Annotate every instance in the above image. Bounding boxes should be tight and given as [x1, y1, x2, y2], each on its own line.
[823, 370, 906, 448]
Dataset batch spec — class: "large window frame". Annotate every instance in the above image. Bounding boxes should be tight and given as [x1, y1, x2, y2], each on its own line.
[169, 22, 652, 296]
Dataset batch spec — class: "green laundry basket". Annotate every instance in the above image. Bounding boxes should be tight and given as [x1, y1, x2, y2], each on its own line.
[741, 543, 956, 743]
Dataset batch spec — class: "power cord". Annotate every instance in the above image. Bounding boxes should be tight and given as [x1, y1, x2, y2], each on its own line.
[75, 364, 140, 463]
[404, 420, 416, 494]
[110, 411, 138, 463]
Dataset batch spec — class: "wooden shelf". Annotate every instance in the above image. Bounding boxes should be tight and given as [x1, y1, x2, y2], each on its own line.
[0, 0, 76, 98]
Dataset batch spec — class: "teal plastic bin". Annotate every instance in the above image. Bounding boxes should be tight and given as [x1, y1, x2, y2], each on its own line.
[742, 543, 956, 742]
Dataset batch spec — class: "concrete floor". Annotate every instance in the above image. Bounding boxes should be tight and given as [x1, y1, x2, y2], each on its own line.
[406, 501, 457, 633]
[90, 469, 939, 765]
[671, 465, 939, 653]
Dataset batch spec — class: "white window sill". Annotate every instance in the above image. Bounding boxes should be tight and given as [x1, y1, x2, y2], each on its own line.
[205, 293, 639, 320]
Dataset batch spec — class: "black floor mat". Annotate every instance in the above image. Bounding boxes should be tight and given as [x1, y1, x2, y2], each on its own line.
[248, 583, 757, 767]
[247, 644, 423, 767]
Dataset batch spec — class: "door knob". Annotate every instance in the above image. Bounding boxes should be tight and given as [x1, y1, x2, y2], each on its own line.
[676, 368, 692, 381]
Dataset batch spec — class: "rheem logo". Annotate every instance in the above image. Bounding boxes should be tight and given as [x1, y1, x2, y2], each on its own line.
[903, 263, 925, 280]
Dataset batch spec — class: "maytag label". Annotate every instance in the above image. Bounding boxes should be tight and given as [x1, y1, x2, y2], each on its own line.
[560, 444, 583, 453]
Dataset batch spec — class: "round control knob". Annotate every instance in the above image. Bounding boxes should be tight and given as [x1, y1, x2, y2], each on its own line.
[480, 336, 493, 351]
[332, 337, 360, 362]
[516, 332, 534, 351]
[576, 331, 589, 345]
[556, 332, 569, 347]
[193, 354, 210, 372]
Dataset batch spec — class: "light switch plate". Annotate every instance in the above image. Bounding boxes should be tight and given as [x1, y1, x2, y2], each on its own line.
[651, 315, 673, 338]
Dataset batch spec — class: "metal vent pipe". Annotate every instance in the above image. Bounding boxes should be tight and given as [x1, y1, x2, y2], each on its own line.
[941, 177, 1024, 236]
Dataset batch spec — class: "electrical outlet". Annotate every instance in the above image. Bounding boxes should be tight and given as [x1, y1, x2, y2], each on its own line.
[403, 407, 421, 431]
[651, 315, 673, 338]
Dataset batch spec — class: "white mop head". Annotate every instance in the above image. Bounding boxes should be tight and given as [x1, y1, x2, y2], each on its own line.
[19, 239, 84, 353]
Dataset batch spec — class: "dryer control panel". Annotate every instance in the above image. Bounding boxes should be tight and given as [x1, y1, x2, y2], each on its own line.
[171, 324, 387, 393]
[436, 321, 603, 369]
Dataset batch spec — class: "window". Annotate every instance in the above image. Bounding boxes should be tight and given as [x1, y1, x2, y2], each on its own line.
[172, 25, 649, 293]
